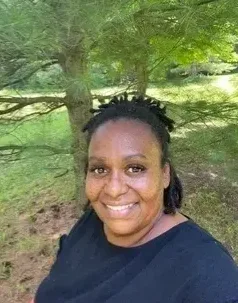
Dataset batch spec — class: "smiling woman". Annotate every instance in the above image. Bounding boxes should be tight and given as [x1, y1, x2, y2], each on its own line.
[33, 94, 238, 303]
[85, 119, 176, 247]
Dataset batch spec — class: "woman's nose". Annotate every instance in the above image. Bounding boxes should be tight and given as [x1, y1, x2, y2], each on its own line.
[103, 172, 128, 198]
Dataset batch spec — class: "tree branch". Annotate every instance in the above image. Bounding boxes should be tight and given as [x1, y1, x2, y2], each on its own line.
[197, 0, 220, 6]
[0, 96, 65, 105]
[139, 0, 221, 14]
[1, 59, 59, 90]
[54, 169, 70, 178]
[0, 144, 71, 155]
[0, 103, 65, 124]
[149, 38, 184, 74]
[0, 103, 27, 115]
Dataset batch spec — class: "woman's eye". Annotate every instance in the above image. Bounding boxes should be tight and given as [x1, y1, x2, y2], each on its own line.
[89, 167, 107, 174]
[127, 165, 145, 173]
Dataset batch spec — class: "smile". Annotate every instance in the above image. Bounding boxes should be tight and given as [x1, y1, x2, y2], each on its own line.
[105, 203, 135, 211]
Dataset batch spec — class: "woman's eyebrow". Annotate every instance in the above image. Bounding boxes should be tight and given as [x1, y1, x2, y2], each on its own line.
[88, 154, 147, 162]
[88, 156, 106, 162]
[124, 154, 147, 160]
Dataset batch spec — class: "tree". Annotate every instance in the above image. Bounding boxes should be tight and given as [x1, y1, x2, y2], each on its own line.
[1, 0, 238, 207]
[0, 0, 133, 205]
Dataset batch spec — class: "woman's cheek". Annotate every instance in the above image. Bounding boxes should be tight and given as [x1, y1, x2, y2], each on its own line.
[85, 177, 96, 200]
[129, 175, 152, 191]
[85, 177, 103, 201]
[131, 176, 159, 201]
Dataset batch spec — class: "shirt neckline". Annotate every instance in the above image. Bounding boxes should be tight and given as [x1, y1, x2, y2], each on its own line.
[99, 218, 193, 252]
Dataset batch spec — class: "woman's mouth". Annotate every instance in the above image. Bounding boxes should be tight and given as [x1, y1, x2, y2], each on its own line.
[103, 202, 139, 218]
[106, 203, 135, 211]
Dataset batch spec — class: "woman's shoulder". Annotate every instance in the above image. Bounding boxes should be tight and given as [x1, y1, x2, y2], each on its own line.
[157, 220, 238, 302]
[173, 220, 238, 279]
[68, 207, 97, 233]
[173, 220, 235, 261]
[57, 207, 99, 255]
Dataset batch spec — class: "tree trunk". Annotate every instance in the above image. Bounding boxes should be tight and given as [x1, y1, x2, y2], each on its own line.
[133, 7, 149, 95]
[66, 100, 91, 210]
[135, 60, 149, 95]
[59, 41, 92, 210]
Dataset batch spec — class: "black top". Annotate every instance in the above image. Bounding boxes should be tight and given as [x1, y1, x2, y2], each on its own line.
[35, 209, 238, 303]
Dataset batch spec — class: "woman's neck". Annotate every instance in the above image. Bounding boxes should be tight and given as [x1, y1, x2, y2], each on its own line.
[104, 212, 188, 248]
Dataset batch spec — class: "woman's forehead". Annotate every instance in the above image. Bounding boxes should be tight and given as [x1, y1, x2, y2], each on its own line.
[88, 119, 161, 158]
[92, 119, 155, 138]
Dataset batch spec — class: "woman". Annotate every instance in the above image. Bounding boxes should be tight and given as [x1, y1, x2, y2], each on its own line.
[34, 94, 238, 303]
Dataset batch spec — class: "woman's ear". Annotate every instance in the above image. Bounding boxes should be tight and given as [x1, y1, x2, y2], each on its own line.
[163, 162, 170, 189]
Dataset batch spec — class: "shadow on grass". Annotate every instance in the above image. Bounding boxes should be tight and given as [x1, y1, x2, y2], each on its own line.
[164, 98, 238, 216]
[171, 116, 238, 220]
[172, 123, 238, 167]
[167, 98, 238, 124]
[150, 75, 216, 88]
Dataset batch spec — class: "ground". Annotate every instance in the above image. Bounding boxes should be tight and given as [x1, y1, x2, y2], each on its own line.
[0, 199, 78, 303]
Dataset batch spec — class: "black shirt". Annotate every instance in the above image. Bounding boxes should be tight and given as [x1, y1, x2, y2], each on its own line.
[35, 210, 238, 303]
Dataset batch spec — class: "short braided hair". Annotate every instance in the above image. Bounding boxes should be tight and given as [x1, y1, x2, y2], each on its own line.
[83, 93, 183, 214]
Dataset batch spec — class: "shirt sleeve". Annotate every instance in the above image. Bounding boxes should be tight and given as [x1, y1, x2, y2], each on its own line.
[56, 208, 94, 258]
[56, 234, 67, 257]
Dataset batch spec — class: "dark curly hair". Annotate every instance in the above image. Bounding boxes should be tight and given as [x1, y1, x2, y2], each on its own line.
[82, 93, 183, 214]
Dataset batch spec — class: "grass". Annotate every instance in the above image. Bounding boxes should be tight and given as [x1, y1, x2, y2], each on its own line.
[0, 112, 75, 263]
[0, 111, 74, 207]
[0, 74, 238, 265]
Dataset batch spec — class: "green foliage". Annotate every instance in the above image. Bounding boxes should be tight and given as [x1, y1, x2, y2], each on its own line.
[90, 0, 238, 87]
[18, 65, 65, 90]
[1, 0, 238, 92]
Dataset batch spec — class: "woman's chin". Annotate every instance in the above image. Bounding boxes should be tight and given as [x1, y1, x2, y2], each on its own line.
[104, 219, 141, 242]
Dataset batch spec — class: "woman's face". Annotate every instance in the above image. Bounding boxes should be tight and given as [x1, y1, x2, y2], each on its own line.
[85, 119, 170, 243]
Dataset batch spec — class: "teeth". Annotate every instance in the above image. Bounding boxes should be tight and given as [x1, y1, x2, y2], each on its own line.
[106, 203, 135, 211]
